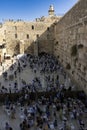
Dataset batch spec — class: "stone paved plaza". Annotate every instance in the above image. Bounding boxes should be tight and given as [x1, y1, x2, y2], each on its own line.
[0, 54, 73, 92]
[0, 0, 87, 129]
[0, 54, 86, 130]
[0, 94, 87, 130]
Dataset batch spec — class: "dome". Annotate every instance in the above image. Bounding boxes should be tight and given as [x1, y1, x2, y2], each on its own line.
[49, 5, 54, 11]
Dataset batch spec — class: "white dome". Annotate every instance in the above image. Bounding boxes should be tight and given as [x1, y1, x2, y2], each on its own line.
[49, 5, 54, 11]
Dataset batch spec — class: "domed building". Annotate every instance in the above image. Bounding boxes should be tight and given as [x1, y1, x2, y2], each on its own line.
[0, 5, 61, 61]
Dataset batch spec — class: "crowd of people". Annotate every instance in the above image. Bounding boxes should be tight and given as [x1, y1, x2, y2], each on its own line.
[0, 53, 71, 93]
[0, 53, 86, 130]
[2, 89, 87, 130]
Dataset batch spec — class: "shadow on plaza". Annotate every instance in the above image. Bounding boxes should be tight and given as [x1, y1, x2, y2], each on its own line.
[0, 22, 86, 105]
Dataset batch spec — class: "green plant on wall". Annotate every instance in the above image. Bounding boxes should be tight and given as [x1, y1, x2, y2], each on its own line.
[71, 44, 77, 56]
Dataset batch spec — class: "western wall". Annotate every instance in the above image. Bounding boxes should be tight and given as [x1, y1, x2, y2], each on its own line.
[0, 0, 87, 93]
[54, 0, 87, 92]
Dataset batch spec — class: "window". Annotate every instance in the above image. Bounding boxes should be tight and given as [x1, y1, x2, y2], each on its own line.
[26, 34, 29, 39]
[32, 25, 34, 30]
[15, 34, 17, 38]
[37, 34, 39, 38]
[47, 27, 49, 31]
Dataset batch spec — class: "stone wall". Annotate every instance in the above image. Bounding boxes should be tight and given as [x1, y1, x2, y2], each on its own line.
[0, 15, 59, 56]
[54, 0, 87, 93]
[4, 21, 50, 55]
[1, 1, 87, 93]
[56, 0, 87, 32]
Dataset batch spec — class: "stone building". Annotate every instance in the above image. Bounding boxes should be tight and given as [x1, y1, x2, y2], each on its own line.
[0, 1, 87, 93]
[54, 0, 87, 92]
[0, 5, 60, 60]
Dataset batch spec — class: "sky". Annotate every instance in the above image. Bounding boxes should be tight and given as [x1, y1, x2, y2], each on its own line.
[0, 0, 78, 22]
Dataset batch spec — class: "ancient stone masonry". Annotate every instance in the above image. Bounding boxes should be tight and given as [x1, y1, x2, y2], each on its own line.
[0, 21, 52, 56]
[0, 1, 87, 93]
[54, 0, 87, 93]
[0, 5, 60, 59]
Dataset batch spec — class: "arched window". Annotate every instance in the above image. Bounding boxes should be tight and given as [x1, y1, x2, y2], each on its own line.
[32, 25, 34, 30]
[27, 34, 29, 39]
